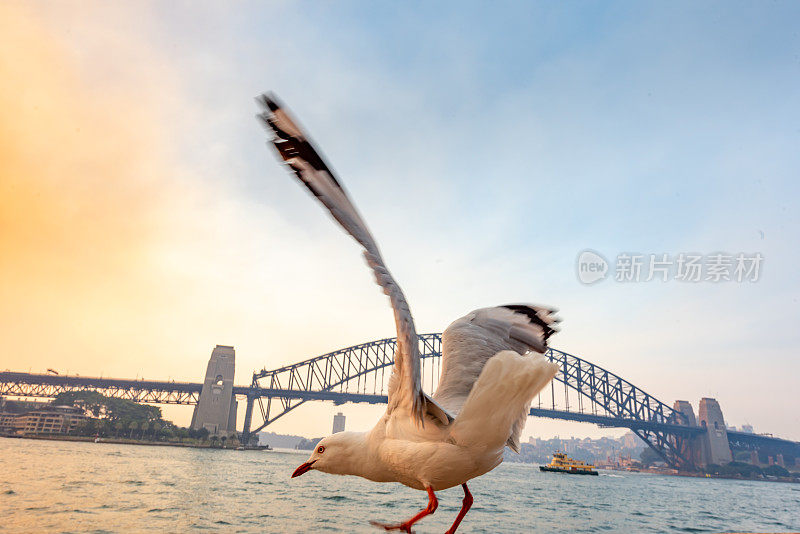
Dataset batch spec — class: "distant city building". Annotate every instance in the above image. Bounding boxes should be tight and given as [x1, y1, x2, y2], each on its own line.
[750, 450, 759, 465]
[505, 433, 647, 466]
[622, 432, 638, 449]
[776, 454, 785, 468]
[332, 412, 346, 434]
[741, 424, 754, 434]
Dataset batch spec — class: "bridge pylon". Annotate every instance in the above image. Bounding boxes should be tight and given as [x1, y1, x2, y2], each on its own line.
[241, 390, 256, 445]
[190, 345, 237, 436]
[697, 398, 733, 466]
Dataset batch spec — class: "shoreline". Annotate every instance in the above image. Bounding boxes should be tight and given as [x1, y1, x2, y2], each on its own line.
[601, 466, 800, 485]
[0, 433, 268, 451]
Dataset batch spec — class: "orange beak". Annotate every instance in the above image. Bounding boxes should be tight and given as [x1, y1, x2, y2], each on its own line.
[291, 460, 316, 478]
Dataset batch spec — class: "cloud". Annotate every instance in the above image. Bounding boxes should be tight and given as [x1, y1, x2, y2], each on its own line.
[0, 3, 175, 358]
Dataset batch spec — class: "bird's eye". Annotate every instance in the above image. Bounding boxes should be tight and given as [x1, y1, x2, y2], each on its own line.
[317, 446, 325, 454]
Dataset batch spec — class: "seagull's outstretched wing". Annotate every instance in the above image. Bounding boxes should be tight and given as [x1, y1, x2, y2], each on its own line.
[257, 93, 448, 427]
[433, 304, 560, 450]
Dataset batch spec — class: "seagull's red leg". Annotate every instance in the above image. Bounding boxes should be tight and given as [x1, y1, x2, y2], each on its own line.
[445, 483, 473, 534]
[370, 486, 438, 533]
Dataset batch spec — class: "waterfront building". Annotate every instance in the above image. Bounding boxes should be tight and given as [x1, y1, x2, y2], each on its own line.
[0, 405, 86, 435]
[0, 412, 18, 433]
[332, 412, 346, 434]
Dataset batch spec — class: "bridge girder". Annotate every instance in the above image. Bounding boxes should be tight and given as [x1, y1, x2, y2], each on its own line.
[0, 373, 200, 405]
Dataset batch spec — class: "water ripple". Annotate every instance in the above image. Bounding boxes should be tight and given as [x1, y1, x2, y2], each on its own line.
[2, 437, 799, 533]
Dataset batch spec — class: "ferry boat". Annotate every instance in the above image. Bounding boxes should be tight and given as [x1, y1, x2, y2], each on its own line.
[539, 451, 598, 475]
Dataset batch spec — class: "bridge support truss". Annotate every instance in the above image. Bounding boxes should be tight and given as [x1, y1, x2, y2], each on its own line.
[0, 373, 201, 405]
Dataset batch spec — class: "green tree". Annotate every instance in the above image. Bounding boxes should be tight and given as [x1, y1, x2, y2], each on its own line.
[52, 390, 166, 435]
[78, 419, 99, 437]
[705, 462, 763, 478]
[639, 447, 663, 466]
[53, 391, 107, 417]
[100, 420, 112, 437]
[762, 465, 790, 477]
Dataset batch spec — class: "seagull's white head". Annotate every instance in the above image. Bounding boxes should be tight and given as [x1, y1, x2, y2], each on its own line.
[291, 431, 368, 478]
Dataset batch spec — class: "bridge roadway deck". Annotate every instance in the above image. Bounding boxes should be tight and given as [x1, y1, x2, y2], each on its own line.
[0, 372, 203, 393]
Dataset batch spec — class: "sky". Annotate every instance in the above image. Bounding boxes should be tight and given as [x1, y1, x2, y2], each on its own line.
[1, 1, 799, 442]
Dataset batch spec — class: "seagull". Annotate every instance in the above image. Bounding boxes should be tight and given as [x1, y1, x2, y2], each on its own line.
[257, 93, 560, 534]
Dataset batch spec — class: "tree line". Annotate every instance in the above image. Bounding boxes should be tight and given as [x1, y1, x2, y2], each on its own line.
[53, 391, 239, 447]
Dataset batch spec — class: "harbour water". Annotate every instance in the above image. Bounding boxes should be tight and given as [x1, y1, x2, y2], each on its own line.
[1, 438, 798, 533]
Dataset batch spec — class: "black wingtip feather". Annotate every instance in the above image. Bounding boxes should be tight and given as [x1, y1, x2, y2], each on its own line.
[502, 304, 558, 342]
[258, 92, 280, 112]
[256, 91, 348, 193]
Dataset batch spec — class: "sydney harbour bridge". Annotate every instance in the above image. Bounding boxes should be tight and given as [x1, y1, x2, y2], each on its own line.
[2, 333, 797, 470]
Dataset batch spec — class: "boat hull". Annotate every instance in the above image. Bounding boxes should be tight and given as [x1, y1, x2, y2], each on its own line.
[539, 465, 598, 475]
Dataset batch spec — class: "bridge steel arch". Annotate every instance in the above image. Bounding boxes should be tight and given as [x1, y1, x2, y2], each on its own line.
[245, 334, 695, 468]
[243, 334, 443, 439]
